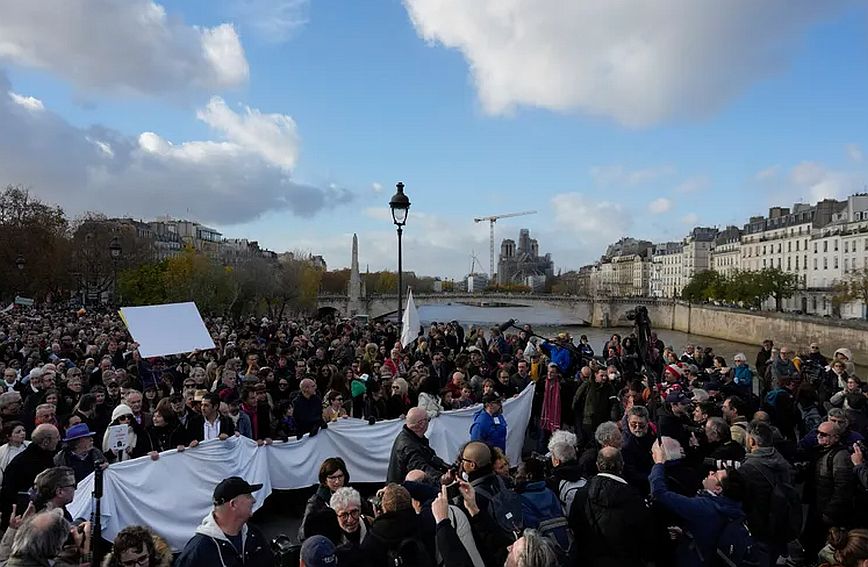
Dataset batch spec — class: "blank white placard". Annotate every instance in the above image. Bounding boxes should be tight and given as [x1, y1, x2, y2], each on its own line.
[119, 302, 215, 358]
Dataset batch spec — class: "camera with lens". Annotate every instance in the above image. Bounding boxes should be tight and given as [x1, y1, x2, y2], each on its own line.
[271, 535, 300, 567]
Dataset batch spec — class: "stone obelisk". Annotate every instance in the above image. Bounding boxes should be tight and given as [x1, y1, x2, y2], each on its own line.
[347, 233, 362, 316]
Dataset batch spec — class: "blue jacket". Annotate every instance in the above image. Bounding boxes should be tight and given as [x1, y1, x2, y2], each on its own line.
[540, 342, 573, 376]
[733, 365, 753, 388]
[470, 409, 507, 451]
[650, 463, 745, 567]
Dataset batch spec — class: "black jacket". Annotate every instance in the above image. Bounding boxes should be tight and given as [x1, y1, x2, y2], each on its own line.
[570, 474, 652, 567]
[359, 508, 427, 567]
[185, 414, 236, 442]
[0, 444, 56, 529]
[738, 447, 794, 542]
[808, 443, 856, 526]
[621, 430, 655, 492]
[386, 426, 448, 484]
[176, 513, 273, 567]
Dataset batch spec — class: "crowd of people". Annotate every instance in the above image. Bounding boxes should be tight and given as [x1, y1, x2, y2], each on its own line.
[0, 304, 867, 566]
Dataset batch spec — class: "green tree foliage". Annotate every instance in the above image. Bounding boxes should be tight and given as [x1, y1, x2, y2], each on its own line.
[681, 267, 799, 311]
[833, 267, 868, 319]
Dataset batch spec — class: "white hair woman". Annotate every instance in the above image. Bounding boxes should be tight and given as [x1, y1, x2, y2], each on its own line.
[329, 487, 369, 548]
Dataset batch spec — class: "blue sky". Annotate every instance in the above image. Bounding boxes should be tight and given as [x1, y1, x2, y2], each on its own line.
[1, 1, 867, 278]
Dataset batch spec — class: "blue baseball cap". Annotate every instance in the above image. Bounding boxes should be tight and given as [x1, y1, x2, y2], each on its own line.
[301, 535, 338, 567]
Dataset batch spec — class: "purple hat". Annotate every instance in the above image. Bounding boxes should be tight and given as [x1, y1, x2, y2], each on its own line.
[63, 423, 96, 443]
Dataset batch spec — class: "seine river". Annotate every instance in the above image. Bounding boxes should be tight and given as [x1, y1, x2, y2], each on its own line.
[417, 303, 861, 371]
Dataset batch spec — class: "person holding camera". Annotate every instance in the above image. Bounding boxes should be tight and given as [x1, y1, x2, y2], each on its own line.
[3, 510, 89, 567]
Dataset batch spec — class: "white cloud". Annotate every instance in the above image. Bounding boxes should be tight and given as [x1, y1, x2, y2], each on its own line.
[404, 1, 836, 126]
[196, 96, 299, 171]
[230, 0, 310, 44]
[0, 0, 248, 96]
[755, 165, 780, 181]
[675, 176, 710, 194]
[681, 212, 699, 225]
[550, 192, 632, 244]
[8, 92, 43, 111]
[847, 143, 864, 163]
[648, 197, 672, 214]
[590, 164, 675, 186]
[371, 182, 384, 194]
[0, 72, 350, 225]
[789, 161, 861, 202]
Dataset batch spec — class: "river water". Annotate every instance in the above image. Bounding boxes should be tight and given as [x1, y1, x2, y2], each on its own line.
[418, 303, 864, 372]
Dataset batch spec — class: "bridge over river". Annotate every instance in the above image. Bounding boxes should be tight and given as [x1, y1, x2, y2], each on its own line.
[317, 293, 667, 328]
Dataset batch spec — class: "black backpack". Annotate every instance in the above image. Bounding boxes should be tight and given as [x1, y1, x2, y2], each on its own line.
[714, 516, 758, 567]
[754, 466, 802, 544]
[386, 536, 433, 567]
[473, 475, 525, 537]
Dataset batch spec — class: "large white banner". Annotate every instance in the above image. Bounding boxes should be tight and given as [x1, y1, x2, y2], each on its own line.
[119, 302, 215, 358]
[69, 384, 534, 551]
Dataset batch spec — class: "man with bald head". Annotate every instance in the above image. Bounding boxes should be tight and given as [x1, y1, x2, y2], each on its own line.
[387, 407, 449, 484]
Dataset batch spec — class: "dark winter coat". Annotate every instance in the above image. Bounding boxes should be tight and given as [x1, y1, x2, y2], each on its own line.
[808, 443, 856, 526]
[386, 426, 448, 484]
[570, 474, 652, 567]
[738, 447, 794, 542]
[0, 444, 56, 529]
[175, 512, 273, 567]
[621, 430, 655, 492]
[359, 508, 428, 567]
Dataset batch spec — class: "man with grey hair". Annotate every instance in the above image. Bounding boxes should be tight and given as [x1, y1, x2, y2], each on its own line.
[578, 421, 622, 477]
[33, 467, 76, 521]
[504, 528, 558, 567]
[546, 430, 585, 516]
[7, 511, 79, 566]
[701, 417, 745, 468]
[0, 425, 61, 530]
[798, 407, 864, 452]
[329, 486, 368, 548]
[569, 447, 652, 566]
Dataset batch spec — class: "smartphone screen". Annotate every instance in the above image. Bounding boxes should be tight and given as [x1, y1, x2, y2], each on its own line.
[15, 491, 31, 512]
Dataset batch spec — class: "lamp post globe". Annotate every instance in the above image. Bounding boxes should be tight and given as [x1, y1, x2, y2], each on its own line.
[389, 182, 410, 331]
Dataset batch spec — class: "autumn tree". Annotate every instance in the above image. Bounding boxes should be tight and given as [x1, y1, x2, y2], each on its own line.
[833, 267, 868, 319]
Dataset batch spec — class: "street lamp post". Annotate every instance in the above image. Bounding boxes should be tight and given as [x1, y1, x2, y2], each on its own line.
[14, 255, 25, 300]
[389, 182, 411, 331]
[109, 236, 122, 306]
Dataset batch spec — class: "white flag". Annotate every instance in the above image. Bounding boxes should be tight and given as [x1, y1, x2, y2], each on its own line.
[401, 289, 421, 348]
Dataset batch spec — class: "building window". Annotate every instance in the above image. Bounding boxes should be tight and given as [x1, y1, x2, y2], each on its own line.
[777, 243, 782, 253]
[834, 240, 839, 251]
[763, 259, 767, 268]
[823, 241, 828, 252]
[796, 240, 800, 251]
[845, 241, 849, 253]
[834, 257, 839, 269]
[813, 297, 817, 310]
[795, 257, 799, 270]
[824, 257, 828, 269]
[763, 245, 767, 255]
[814, 242, 818, 253]
[814, 258, 818, 270]
[788, 242, 792, 253]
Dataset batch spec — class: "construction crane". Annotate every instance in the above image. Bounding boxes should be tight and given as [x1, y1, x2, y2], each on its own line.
[474, 210, 538, 279]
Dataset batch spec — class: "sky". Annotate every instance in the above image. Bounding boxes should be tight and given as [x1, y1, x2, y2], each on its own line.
[1, 0, 867, 279]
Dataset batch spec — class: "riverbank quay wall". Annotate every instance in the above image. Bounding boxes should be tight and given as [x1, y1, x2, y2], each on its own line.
[599, 300, 868, 367]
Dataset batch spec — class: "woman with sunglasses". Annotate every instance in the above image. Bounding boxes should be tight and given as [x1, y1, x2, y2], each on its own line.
[102, 404, 153, 463]
[322, 390, 348, 422]
[102, 525, 173, 567]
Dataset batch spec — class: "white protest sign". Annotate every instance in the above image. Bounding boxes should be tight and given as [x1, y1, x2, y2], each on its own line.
[107, 425, 129, 452]
[119, 302, 215, 358]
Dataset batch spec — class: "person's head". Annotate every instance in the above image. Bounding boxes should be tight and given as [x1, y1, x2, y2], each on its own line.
[660, 436, 685, 461]
[504, 529, 558, 567]
[818, 420, 843, 448]
[32, 424, 60, 452]
[693, 400, 718, 424]
[318, 457, 349, 493]
[667, 392, 692, 417]
[746, 420, 774, 452]
[109, 526, 160, 567]
[326, 390, 344, 409]
[405, 407, 429, 437]
[10, 511, 72, 561]
[2, 368, 16, 384]
[625, 406, 649, 438]
[547, 429, 578, 467]
[391, 377, 409, 397]
[722, 395, 746, 422]
[65, 373, 82, 393]
[380, 483, 412, 514]
[492, 446, 510, 478]
[829, 528, 868, 567]
[459, 441, 492, 476]
[201, 392, 220, 419]
[704, 417, 731, 444]
[3, 421, 26, 446]
[547, 364, 560, 381]
[34, 466, 76, 507]
[483, 393, 503, 416]
[594, 421, 622, 449]
[300, 378, 317, 399]
[329, 487, 362, 534]
[847, 376, 862, 392]
[152, 405, 175, 428]
[212, 477, 262, 526]
[451, 371, 465, 387]
[594, 367, 607, 383]
[34, 403, 56, 426]
[732, 353, 747, 366]
[762, 339, 773, 351]
[125, 390, 143, 414]
[517, 360, 528, 375]
[0, 391, 22, 415]
[596, 446, 623, 475]
[828, 408, 850, 430]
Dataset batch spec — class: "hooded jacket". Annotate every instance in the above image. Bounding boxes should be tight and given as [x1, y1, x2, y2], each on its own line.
[738, 446, 793, 542]
[650, 463, 747, 567]
[175, 511, 273, 567]
[570, 473, 652, 567]
[469, 408, 507, 451]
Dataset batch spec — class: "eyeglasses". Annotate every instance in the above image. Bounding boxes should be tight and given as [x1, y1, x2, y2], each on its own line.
[326, 472, 345, 481]
[120, 551, 150, 567]
[391, 386, 401, 390]
[117, 415, 132, 422]
[337, 508, 361, 521]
